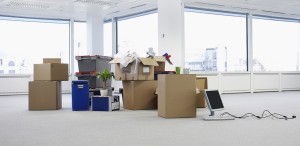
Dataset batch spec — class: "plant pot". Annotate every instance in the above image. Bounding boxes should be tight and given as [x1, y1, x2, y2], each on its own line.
[100, 89, 108, 96]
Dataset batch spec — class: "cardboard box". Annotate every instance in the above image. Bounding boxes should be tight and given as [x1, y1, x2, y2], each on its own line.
[43, 58, 61, 63]
[196, 77, 208, 108]
[154, 56, 166, 71]
[122, 80, 157, 110]
[29, 81, 62, 110]
[34, 63, 68, 81]
[110, 57, 158, 80]
[157, 74, 197, 118]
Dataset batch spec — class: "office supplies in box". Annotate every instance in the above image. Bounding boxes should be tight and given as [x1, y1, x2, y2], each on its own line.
[109, 57, 158, 80]
[92, 95, 120, 111]
[29, 81, 62, 110]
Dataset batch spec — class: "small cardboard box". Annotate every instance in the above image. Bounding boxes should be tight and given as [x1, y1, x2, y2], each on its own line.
[110, 57, 158, 80]
[122, 80, 157, 110]
[196, 77, 208, 108]
[29, 81, 62, 110]
[154, 56, 166, 71]
[157, 74, 197, 118]
[34, 63, 68, 81]
[43, 58, 61, 63]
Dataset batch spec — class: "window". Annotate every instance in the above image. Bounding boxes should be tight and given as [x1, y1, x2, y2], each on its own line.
[104, 22, 112, 56]
[8, 70, 15, 74]
[117, 12, 158, 57]
[8, 61, 15, 67]
[74, 21, 87, 72]
[253, 16, 300, 71]
[185, 9, 247, 72]
[0, 70, 4, 74]
[0, 16, 69, 74]
[0, 59, 2, 66]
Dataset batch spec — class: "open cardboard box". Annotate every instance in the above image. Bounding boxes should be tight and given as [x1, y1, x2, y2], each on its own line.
[110, 57, 158, 81]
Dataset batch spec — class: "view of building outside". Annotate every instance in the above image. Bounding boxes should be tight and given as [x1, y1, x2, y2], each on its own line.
[0, 17, 69, 74]
[117, 13, 158, 57]
[185, 11, 247, 72]
[253, 17, 300, 71]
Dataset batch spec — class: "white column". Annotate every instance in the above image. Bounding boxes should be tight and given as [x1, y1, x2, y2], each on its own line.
[158, 0, 185, 71]
[112, 17, 117, 56]
[69, 18, 75, 79]
[87, 15, 104, 55]
[247, 13, 254, 93]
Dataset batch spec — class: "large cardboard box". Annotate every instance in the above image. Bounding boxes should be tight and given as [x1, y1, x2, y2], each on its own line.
[157, 74, 197, 118]
[196, 77, 208, 108]
[154, 56, 166, 72]
[43, 58, 61, 63]
[110, 57, 158, 80]
[29, 81, 62, 110]
[122, 80, 157, 110]
[34, 63, 68, 81]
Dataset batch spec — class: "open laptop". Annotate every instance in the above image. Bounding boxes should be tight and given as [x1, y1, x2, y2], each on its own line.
[203, 90, 234, 121]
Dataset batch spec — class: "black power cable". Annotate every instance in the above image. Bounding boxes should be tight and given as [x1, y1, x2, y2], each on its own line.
[220, 110, 296, 120]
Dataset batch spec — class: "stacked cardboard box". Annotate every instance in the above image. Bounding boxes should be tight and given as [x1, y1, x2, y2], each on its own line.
[28, 58, 68, 110]
[110, 57, 159, 110]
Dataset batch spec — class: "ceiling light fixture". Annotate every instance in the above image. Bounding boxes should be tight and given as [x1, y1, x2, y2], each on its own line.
[130, 4, 147, 9]
[74, 0, 118, 6]
[7, 1, 50, 9]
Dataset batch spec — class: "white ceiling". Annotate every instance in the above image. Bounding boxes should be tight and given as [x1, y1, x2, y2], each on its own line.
[0, 0, 299, 21]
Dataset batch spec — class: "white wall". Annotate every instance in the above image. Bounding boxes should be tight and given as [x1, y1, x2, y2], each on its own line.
[1, 72, 300, 95]
[0, 75, 72, 95]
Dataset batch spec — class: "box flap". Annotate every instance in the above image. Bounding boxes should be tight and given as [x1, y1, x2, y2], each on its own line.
[109, 58, 121, 64]
[139, 58, 158, 66]
[154, 56, 166, 62]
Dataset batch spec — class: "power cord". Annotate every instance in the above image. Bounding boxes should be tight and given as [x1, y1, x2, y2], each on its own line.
[220, 110, 296, 120]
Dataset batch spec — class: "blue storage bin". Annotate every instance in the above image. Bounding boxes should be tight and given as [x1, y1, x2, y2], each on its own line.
[92, 96, 110, 111]
[72, 80, 89, 111]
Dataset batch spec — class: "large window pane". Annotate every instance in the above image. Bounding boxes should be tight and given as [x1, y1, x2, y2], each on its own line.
[117, 13, 158, 57]
[74, 22, 87, 72]
[253, 17, 300, 71]
[104, 22, 112, 56]
[185, 10, 247, 72]
[0, 17, 69, 74]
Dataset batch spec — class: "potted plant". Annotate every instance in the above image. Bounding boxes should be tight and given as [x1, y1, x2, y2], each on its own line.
[97, 69, 114, 96]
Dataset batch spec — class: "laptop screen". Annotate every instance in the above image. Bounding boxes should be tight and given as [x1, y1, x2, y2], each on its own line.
[205, 90, 224, 110]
